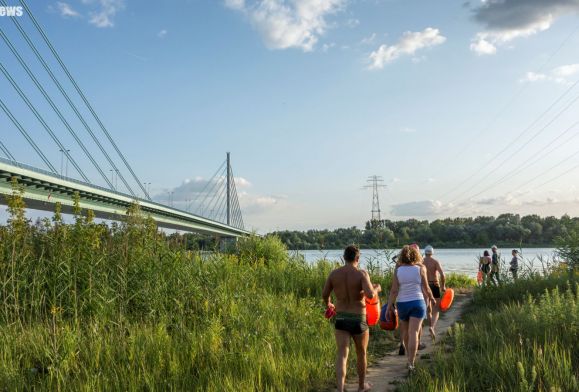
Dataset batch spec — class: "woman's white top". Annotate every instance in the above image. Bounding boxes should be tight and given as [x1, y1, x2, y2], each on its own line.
[396, 265, 424, 302]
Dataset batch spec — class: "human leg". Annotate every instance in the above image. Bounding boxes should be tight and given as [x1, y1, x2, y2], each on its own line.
[430, 298, 441, 340]
[352, 330, 372, 392]
[407, 316, 423, 367]
[334, 330, 350, 392]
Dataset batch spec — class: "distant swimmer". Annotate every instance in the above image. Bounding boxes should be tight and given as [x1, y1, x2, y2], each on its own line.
[322, 245, 381, 392]
[386, 245, 435, 374]
[423, 245, 446, 341]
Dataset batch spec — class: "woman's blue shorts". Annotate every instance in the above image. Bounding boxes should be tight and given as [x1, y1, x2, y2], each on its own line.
[396, 299, 426, 321]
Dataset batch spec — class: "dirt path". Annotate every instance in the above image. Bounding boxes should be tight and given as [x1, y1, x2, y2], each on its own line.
[344, 292, 471, 392]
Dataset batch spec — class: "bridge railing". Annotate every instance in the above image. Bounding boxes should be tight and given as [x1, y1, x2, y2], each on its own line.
[0, 156, 243, 230]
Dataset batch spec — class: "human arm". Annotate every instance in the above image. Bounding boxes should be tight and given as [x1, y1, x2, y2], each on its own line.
[436, 260, 446, 291]
[322, 274, 334, 309]
[387, 267, 399, 309]
[421, 265, 436, 304]
[361, 270, 381, 299]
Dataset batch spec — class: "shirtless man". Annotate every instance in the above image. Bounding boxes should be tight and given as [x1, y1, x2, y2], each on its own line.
[322, 245, 381, 392]
[423, 245, 445, 341]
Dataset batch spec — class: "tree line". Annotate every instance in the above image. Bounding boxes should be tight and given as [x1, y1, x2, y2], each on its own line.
[269, 214, 579, 250]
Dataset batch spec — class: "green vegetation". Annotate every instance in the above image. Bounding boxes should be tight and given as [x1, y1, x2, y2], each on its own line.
[0, 181, 401, 391]
[398, 270, 578, 391]
[271, 214, 579, 249]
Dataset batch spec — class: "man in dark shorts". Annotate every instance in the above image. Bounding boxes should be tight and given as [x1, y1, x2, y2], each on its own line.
[322, 245, 381, 392]
[423, 245, 445, 341]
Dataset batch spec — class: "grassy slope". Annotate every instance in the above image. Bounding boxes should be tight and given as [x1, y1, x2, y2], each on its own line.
[399, 273, 579, 392]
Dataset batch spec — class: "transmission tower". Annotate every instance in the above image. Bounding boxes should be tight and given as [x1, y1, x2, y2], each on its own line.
[363, 176, 386, 222]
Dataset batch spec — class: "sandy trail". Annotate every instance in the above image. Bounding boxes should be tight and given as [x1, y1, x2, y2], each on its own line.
[344, 292, 470, 392]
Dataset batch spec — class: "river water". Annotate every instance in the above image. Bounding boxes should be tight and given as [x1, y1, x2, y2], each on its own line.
[291, 248, 559, 277]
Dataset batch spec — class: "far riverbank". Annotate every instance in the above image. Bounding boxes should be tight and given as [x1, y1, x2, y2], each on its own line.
[292, 248, 558, 277]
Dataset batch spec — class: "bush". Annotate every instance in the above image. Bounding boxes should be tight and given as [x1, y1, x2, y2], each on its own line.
[236, 234, 288, 266]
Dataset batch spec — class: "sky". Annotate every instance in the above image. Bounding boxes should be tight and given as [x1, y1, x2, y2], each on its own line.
[1, 0, 579, 232]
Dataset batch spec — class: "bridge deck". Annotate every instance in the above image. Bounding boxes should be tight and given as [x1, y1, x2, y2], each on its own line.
[0, 158, 250, 237]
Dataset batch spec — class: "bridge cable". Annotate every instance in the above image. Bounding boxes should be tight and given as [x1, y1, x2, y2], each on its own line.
[0, 30, 112, 187]
[195, 162, 226, 215]
[0, 61, 91, 182]
[192, 161, 225, 213]
[204, 179, 226, 221]
[0, 139, 16, 161]
[0, 97, 57, 172]
[230, 167, 244, 228]
[229, 166, 245, 229]
[2, 4, 137, 196]
[19, 0, 150, 199]
[207, 169, 229, 220]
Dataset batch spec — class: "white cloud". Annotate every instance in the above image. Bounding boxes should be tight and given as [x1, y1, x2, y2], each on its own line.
[346, 18, 359, 28]
[224, 0, 346, 52]
[322, 42, 336, 52]
[469, 36, 496, 55]
[390, 200, 448, 217]
[401, 126, 417, 133]
[360, 32, 376, 45]
[87, 0, 124, 28]
[225, 0, 246, 10]
[470, 0, 579, 55]
[553, 63, 579, 78]
[520, 64, 579, 84]
[57, 2, 80, 18]
[157, 29, 167, 38]
[368, 27, 446, 69]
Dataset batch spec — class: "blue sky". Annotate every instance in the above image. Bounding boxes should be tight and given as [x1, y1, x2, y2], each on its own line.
[2, 0, 579, 232]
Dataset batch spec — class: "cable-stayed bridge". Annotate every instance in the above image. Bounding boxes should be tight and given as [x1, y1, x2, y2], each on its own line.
[0, 0, 249, 237]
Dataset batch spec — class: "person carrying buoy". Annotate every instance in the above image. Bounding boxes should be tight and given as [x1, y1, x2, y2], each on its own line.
[423, 245, 446, 341]
[386, 245, 435, 374]
[322, 245, 381, 392]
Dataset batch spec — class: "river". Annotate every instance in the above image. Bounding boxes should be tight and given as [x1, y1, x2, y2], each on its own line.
[291, 248, 559, 277]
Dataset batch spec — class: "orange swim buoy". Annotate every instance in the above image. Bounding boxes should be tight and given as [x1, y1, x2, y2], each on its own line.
[379, 305, 398, 331]
[477, 271, 483, 285]
[365, 296, 380, 326]
[439, 288, 454, 313]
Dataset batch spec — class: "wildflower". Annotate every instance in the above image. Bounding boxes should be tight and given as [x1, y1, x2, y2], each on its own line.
[50, 306, 63, 315]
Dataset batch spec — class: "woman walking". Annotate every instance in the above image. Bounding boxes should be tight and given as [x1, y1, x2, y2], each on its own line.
[386, 245, 435, 373]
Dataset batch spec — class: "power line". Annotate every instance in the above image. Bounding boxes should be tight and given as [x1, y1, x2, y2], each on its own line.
[460, 120, 579, 202]
[3, 3, 136, 196]
[441, 77, 579, 203]
[19, 0, 150, 199]
[435, 23, 579, 199]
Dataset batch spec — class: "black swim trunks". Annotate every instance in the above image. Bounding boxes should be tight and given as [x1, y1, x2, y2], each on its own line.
[334, 312, 368, 335]
[428, 282, 441, 299]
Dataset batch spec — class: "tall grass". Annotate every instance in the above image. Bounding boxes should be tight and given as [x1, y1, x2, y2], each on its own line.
[399, 272, 579, 391]
[0, 181, 402, 391]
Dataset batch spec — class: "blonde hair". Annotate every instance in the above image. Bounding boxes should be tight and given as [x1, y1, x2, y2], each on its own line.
[398, 245, 423, 265]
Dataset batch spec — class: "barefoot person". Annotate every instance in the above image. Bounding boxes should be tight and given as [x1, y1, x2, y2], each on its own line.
[387, 245, 435, 373]
[322, 245, 381, 392]
[423, 245, 446, 341]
